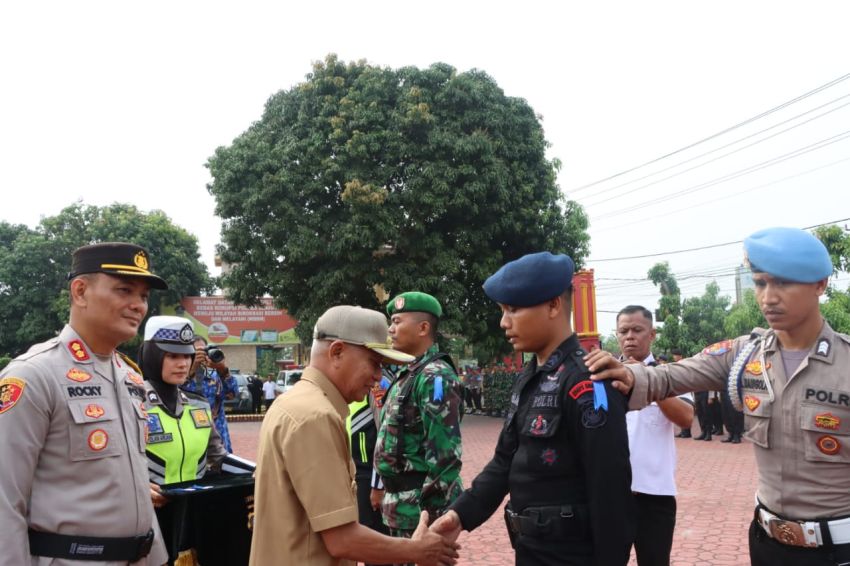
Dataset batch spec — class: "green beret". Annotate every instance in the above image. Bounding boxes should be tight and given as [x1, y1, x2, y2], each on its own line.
[387, 291, 442, 318]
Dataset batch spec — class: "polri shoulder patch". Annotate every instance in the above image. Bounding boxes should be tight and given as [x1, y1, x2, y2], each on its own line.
[0, 377, 26, 414]
[703, 340, 734, 356]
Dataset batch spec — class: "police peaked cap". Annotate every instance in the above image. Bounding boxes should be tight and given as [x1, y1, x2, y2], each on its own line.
[68, 242, 168, 290]
[143, 316, 196, 355]
[386, 291, 443, 318]
[483, 251, 575, 307]
[744, 227, 833, 283]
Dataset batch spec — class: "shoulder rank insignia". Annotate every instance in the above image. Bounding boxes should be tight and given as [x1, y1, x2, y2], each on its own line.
[67, 339, 90, 361]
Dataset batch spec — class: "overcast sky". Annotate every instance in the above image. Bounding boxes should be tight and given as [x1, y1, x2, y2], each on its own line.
[2, 1, 848, 338]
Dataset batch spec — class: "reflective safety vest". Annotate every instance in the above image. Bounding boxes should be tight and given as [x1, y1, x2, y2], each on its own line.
[347, 398, 375, 472]
[145, 391, 214, 485]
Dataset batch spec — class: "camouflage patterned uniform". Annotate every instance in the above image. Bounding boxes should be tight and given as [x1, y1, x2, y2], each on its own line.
[374, 344, 464, 534]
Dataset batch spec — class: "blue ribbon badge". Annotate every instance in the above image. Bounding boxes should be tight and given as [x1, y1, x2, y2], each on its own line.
[592, 381, 608, 411]
[433, 376, 444, 402]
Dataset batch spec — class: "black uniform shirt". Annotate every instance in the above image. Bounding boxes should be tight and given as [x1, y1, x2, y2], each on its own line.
[451, 334, 635, 565]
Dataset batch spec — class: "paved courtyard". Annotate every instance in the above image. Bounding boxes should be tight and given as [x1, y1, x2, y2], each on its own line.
[230, 414, 756, 565]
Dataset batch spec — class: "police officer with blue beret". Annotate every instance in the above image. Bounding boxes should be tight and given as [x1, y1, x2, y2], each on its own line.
[432, 252, 635, 565]
[586, 227, 850, 565]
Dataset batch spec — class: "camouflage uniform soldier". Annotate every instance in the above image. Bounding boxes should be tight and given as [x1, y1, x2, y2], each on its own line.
[374, 292, 464, 549]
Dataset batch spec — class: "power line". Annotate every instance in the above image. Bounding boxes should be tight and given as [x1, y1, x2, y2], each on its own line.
[588, 218, 850, 262]
[580, 98, 850, 208]
[567, 72, 850, 194]
[572, 93, 850, 203]
[590, 156, 850, 232]
[591, 129, 850, 220]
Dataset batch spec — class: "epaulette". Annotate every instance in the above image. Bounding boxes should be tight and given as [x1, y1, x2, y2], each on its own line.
[118, 352, 143, 375]
[15, 338, 60, 362]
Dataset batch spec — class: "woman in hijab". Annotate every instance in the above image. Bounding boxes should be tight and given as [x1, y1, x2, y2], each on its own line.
[140, 316, 227, 565]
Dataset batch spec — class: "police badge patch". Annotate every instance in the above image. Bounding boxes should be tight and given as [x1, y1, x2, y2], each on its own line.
[0, 377, 25, 414]
[147, 413, 164, 434]
[581, 406, 607, 428]
[191, 408, 212, 428]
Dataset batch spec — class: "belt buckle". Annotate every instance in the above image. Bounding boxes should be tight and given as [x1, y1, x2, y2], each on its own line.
[768, 518, 816, 548]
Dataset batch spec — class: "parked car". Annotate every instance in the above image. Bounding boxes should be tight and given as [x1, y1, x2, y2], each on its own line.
[223, 371, 252, 413]
[275, 369, 303, 396]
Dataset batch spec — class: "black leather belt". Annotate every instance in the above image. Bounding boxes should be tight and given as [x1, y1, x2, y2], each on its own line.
[382, 472, 427, 493]
[29, 528, 154, 562]
[504, 503, 588, 541]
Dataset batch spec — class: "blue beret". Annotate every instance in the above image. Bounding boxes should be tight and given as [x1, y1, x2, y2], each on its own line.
[744, 227, 833, 283]
[483, 252, 575, 307]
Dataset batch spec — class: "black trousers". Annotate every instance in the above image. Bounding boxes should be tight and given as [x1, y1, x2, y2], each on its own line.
[633, 493, 676, 566]
[710, 397, 724, 434]
[749, 519, 850, 565]
[721, 389, 744, 437]
[515, 535, 594, 566]
[694, 391, 711, 434]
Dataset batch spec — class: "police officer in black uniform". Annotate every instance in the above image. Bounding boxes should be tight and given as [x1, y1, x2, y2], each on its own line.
[431, 252, 635, 566]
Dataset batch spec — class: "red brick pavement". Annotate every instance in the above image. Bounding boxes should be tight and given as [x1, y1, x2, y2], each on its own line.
[230, 415, 756, 565]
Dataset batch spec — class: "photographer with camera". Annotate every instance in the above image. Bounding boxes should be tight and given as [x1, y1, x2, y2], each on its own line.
[182, 335, 239, 452]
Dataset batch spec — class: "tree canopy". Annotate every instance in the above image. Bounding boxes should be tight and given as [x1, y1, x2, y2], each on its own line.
[207, 54, 589, 358]
[0, 203, 214, 357]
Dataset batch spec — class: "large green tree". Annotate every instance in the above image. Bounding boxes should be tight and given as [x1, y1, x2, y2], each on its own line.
[0, 203, 214, 357]
[207, 55, 589, 358]
[815, 224, 850, 333]
[724, 289, 767, 337]
[679, 281, 731, 353]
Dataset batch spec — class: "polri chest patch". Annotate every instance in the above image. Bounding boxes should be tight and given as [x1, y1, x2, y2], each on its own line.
[190, 408, 211, 428]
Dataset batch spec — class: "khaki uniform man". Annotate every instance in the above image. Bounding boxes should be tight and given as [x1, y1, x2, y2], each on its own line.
[0, 243, 169, 565]
[250, 306, 459, 566]
[587, 227, 850, 565]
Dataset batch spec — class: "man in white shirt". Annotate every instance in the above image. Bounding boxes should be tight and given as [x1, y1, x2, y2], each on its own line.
[262, 375, 277, 411]
[616, 305, 694, 566]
